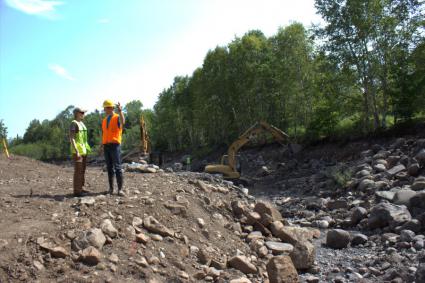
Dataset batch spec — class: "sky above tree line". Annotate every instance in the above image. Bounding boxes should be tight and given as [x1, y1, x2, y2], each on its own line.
[0, 0, 321, 138]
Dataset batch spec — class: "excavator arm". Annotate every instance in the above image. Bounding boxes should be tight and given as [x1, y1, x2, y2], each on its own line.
[205, 121, 289, 179]
[140, 115, 150, 155]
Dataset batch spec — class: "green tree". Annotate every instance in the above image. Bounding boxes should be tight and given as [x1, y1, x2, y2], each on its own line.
[315, 0, 424, 130]
[0, 119, 7, 140]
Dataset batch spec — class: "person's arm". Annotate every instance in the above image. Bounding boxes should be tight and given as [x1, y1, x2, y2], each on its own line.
[99, 125, 104, 155]
[116, 102, 125, 126]
[69, 123, 80, 158]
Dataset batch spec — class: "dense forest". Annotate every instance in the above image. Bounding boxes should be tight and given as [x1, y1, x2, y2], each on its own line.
[1, 0, 424, 160]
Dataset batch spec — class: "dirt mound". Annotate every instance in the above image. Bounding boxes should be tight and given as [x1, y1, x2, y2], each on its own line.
[0, 155, 305, 282]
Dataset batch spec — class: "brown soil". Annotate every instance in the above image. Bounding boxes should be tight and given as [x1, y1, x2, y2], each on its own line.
[0, 155, 255, 282]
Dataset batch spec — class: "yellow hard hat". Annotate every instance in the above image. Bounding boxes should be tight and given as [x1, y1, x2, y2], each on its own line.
[103, 99, 114, 108]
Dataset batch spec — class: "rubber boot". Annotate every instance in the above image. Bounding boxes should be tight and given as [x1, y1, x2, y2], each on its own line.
[107, 174, 114, 195]
[117, 172, 124, 196]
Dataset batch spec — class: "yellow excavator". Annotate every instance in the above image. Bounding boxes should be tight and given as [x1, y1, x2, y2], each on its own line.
[140, 115, 150, 155]
[204, 121, 290, 179]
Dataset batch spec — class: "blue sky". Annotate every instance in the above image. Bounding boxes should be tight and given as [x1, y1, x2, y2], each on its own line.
[0, 0, 321, 138]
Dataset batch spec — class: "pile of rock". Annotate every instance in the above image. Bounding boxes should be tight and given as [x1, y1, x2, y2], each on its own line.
[124, 161, 161, 173]
[227, 199, 319, 282]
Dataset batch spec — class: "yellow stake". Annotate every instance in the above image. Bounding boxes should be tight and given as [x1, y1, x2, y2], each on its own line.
[2, 138, 10, 159]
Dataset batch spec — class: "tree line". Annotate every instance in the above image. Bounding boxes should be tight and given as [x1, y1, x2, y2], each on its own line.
[153, 0, 424, 152]
[1, 0, 424, 160]
[0, 102, 153, 160]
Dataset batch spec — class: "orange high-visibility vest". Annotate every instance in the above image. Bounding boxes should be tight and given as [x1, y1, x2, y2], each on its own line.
[102, 114, 122, 144]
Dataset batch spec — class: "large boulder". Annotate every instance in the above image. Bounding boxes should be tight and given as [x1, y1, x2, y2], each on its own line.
[326, 229, 350, 249]
[228, 256, 257, 274]
[271, 224, 316, 244]
[393, 189, 417, 206]
[254, 201, 283, 225]
[271, 225, 317, 270]
[368, 203, 411, 229]
[266, 256, 299, 283]
[289, 241, 316, 270]
[386, 164, 406, 176]
[351, 207, 368, 225]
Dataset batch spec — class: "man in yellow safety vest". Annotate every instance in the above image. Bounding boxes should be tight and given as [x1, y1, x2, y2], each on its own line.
[69, 107, 91, 197]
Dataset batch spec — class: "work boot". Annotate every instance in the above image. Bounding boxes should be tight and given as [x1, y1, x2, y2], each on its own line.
[116, 172, 123, 195]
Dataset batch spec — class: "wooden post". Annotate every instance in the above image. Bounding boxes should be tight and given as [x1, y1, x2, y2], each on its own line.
[2, 138, 10, 159]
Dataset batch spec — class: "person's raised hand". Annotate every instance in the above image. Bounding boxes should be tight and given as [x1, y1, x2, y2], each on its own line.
[116, 102, 122, 113]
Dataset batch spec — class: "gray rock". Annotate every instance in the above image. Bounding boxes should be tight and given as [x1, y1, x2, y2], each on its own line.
[412, 179, 425, 191]
[72, 228, 106, 251]
[375, 180, 390, 190]
[86, 228, 106, 249]
[254, 201, 283, 225]
[408, 163, 420, 176]
[312, 220, 329, 229]
[392, 138, 406, 148]
[265, 241, 294, 255]
[358, 179, 376, 191]
[132, 217, 144, 232]
[305, 197, 327, 210]
[326, 229, 350, 249]
[228, 256, 257, 274]
[231, 200, 246, 216]
[414, 240, 424, 250]
[327, 200, 348, 210]
[79, 197, 96, 206]
[375, 191, 395, 201]
[101, 219, 118, 238]
[351, 233, 368, 246]
[386, 165, 406, 176]
[351, 207, 368, 225]
[415, 149, 425, 165]
[368, 203, 411, 229]
[79, 246, 102, 265]
[356, 163, 373, 172]
[143, 216, 174, 237]
[375, 159, 388, 166]
[410, 192, 425, 209]
[48, 246, 69, 258]
[415, 263, 425, 282]
[400, 220, 422, 233]
[356, 170, 371, 178]
[373, 164, 387, 172]
[387, 156, 401, 168]
[290, 241, 316, 270]
[266, 256, 299, 283]
[393, 190, 417, 206]
[400, 230, 415, 242]
[374, 151, 390, 160]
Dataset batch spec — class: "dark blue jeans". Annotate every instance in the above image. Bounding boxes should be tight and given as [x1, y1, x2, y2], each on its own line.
[104, 143, 123, 191]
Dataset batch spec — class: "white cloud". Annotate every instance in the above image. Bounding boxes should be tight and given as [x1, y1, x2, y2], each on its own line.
[48, 64, 75, 81]
[97, 18, 110, 24]
[4, 0, 63, 18]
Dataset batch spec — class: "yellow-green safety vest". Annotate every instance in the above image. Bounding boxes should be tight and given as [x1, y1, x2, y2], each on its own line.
[70, 120, 91, 155]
